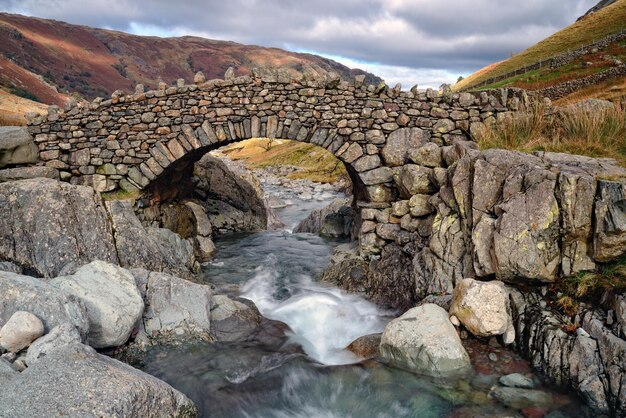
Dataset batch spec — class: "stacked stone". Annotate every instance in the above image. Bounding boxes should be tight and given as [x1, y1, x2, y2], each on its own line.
[26, 69, 529, 196]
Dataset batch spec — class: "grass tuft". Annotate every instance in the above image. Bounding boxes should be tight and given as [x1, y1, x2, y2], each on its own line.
[476, 103, 626, 166]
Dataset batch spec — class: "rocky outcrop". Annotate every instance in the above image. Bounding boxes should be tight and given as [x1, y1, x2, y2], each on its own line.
[0, 179, 196, 278]
[0, 127, 38, 168]
[294, 197, 354, 238]
[50, 261, 144, 348]
[379, 303, 471, 377]
[510, 289, 626, 415]
[194, 154, 268, 233]
[0, 344, 197, 418]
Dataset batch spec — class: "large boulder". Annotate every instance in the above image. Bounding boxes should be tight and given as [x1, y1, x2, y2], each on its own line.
[293, 198, 354, 238]
[0, 127, 38, 168]
[194, 154, 267, 232]
[449, 278, 514, 341]
[0, 179, 118, 278]
[50, 261, 144, 348]
[210, 295, 263, 342]
[0, 179, 197, 278]
[0, 344, 197, 417]
[134, 270, 212, 342]
[0, 271, 89, 338]
[380, 303, 471, 377]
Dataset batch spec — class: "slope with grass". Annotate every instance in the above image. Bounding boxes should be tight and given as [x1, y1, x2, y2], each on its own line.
[476, 104, 626, 167]
[454, 0, 626, 93]
[218, 138, 349, 184]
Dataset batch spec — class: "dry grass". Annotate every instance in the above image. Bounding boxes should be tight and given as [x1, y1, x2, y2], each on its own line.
[454, 0, 626, 91]
[476, 104, 626, 166]
[0, 88, 47, 126]
[219, 138, 349, 184]
[553, 256, 626, 317]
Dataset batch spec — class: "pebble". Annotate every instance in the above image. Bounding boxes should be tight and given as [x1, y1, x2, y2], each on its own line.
[489, 353, 498, 362]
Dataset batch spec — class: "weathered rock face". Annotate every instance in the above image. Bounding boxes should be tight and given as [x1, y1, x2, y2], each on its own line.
[0, 271, 89, 338]
[379, 304, 471, 377]
[0, 179, 196, 278]
[50, 261, 144, 348]
[0, 344, 197, 418]
[449, 278, 514, 341]
[0, 311, 44, 353]
[194, 154, 267, 233]
[0, 127, 38, 168]
[509, 289, 626, 415]
[294, 197, 354, 238]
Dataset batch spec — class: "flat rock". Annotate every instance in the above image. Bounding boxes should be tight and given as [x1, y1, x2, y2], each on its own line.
[0, 166, 59, 182]
[499, 373, 537, 389]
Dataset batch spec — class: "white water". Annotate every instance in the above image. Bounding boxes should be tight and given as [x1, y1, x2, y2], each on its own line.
[240, 255, 389, 365]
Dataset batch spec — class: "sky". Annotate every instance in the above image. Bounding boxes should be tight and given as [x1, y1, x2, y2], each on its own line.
[0, 0, 599, 88]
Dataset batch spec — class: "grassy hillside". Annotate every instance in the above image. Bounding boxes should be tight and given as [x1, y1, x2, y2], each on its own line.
[219, 138, 349, 184]
[454, 0, 626, 91]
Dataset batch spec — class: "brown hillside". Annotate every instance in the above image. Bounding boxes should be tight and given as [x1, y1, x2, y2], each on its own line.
[0, 13, 381, 103]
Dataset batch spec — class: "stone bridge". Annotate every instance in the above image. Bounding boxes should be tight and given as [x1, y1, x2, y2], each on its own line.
[26, 71, 532, 254]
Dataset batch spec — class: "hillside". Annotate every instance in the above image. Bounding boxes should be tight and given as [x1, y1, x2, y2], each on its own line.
[454, 0, 626, 95]
[0, 13, 381, 103]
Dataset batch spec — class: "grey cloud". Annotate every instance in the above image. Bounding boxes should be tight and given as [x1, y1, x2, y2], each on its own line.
[0, 0, 598, 78]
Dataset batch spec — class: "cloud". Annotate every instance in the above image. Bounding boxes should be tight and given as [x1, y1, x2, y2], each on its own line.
[0, 0, 599, 87]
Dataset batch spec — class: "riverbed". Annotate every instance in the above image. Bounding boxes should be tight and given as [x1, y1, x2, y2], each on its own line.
[136, 181, 589, 418]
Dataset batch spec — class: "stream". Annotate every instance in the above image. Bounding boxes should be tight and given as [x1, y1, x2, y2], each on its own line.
[135, 179, 588, 418]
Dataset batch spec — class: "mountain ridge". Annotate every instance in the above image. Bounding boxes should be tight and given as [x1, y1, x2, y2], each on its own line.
[0, 12, 381, 105]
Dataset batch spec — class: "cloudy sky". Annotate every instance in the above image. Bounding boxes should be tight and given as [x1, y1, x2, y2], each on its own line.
[1, 0, 598, 87]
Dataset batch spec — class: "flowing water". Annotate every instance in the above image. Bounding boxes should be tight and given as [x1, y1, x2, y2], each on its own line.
[136, 183, 588, 418]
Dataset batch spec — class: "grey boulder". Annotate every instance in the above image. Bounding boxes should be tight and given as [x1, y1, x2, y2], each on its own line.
[380, 303, 471, 377]
[50, 261, 144, 348]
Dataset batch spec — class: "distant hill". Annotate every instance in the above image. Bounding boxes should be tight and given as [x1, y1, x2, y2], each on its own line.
[454, 0, 626, 101]
[0, 13, 381, 105]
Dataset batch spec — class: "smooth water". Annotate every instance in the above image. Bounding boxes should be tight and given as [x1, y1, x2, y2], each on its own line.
[136, 185, 587, 418]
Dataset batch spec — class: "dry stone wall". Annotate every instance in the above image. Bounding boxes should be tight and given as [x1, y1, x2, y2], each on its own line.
[26, 71, 533, 256]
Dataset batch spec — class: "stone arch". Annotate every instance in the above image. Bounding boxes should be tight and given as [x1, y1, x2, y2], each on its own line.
[27, 73, 532, 256]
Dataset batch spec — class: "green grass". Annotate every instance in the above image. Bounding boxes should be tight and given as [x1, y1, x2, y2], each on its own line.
[476, 104, 626, 166]
[455, 0, 626, 91]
